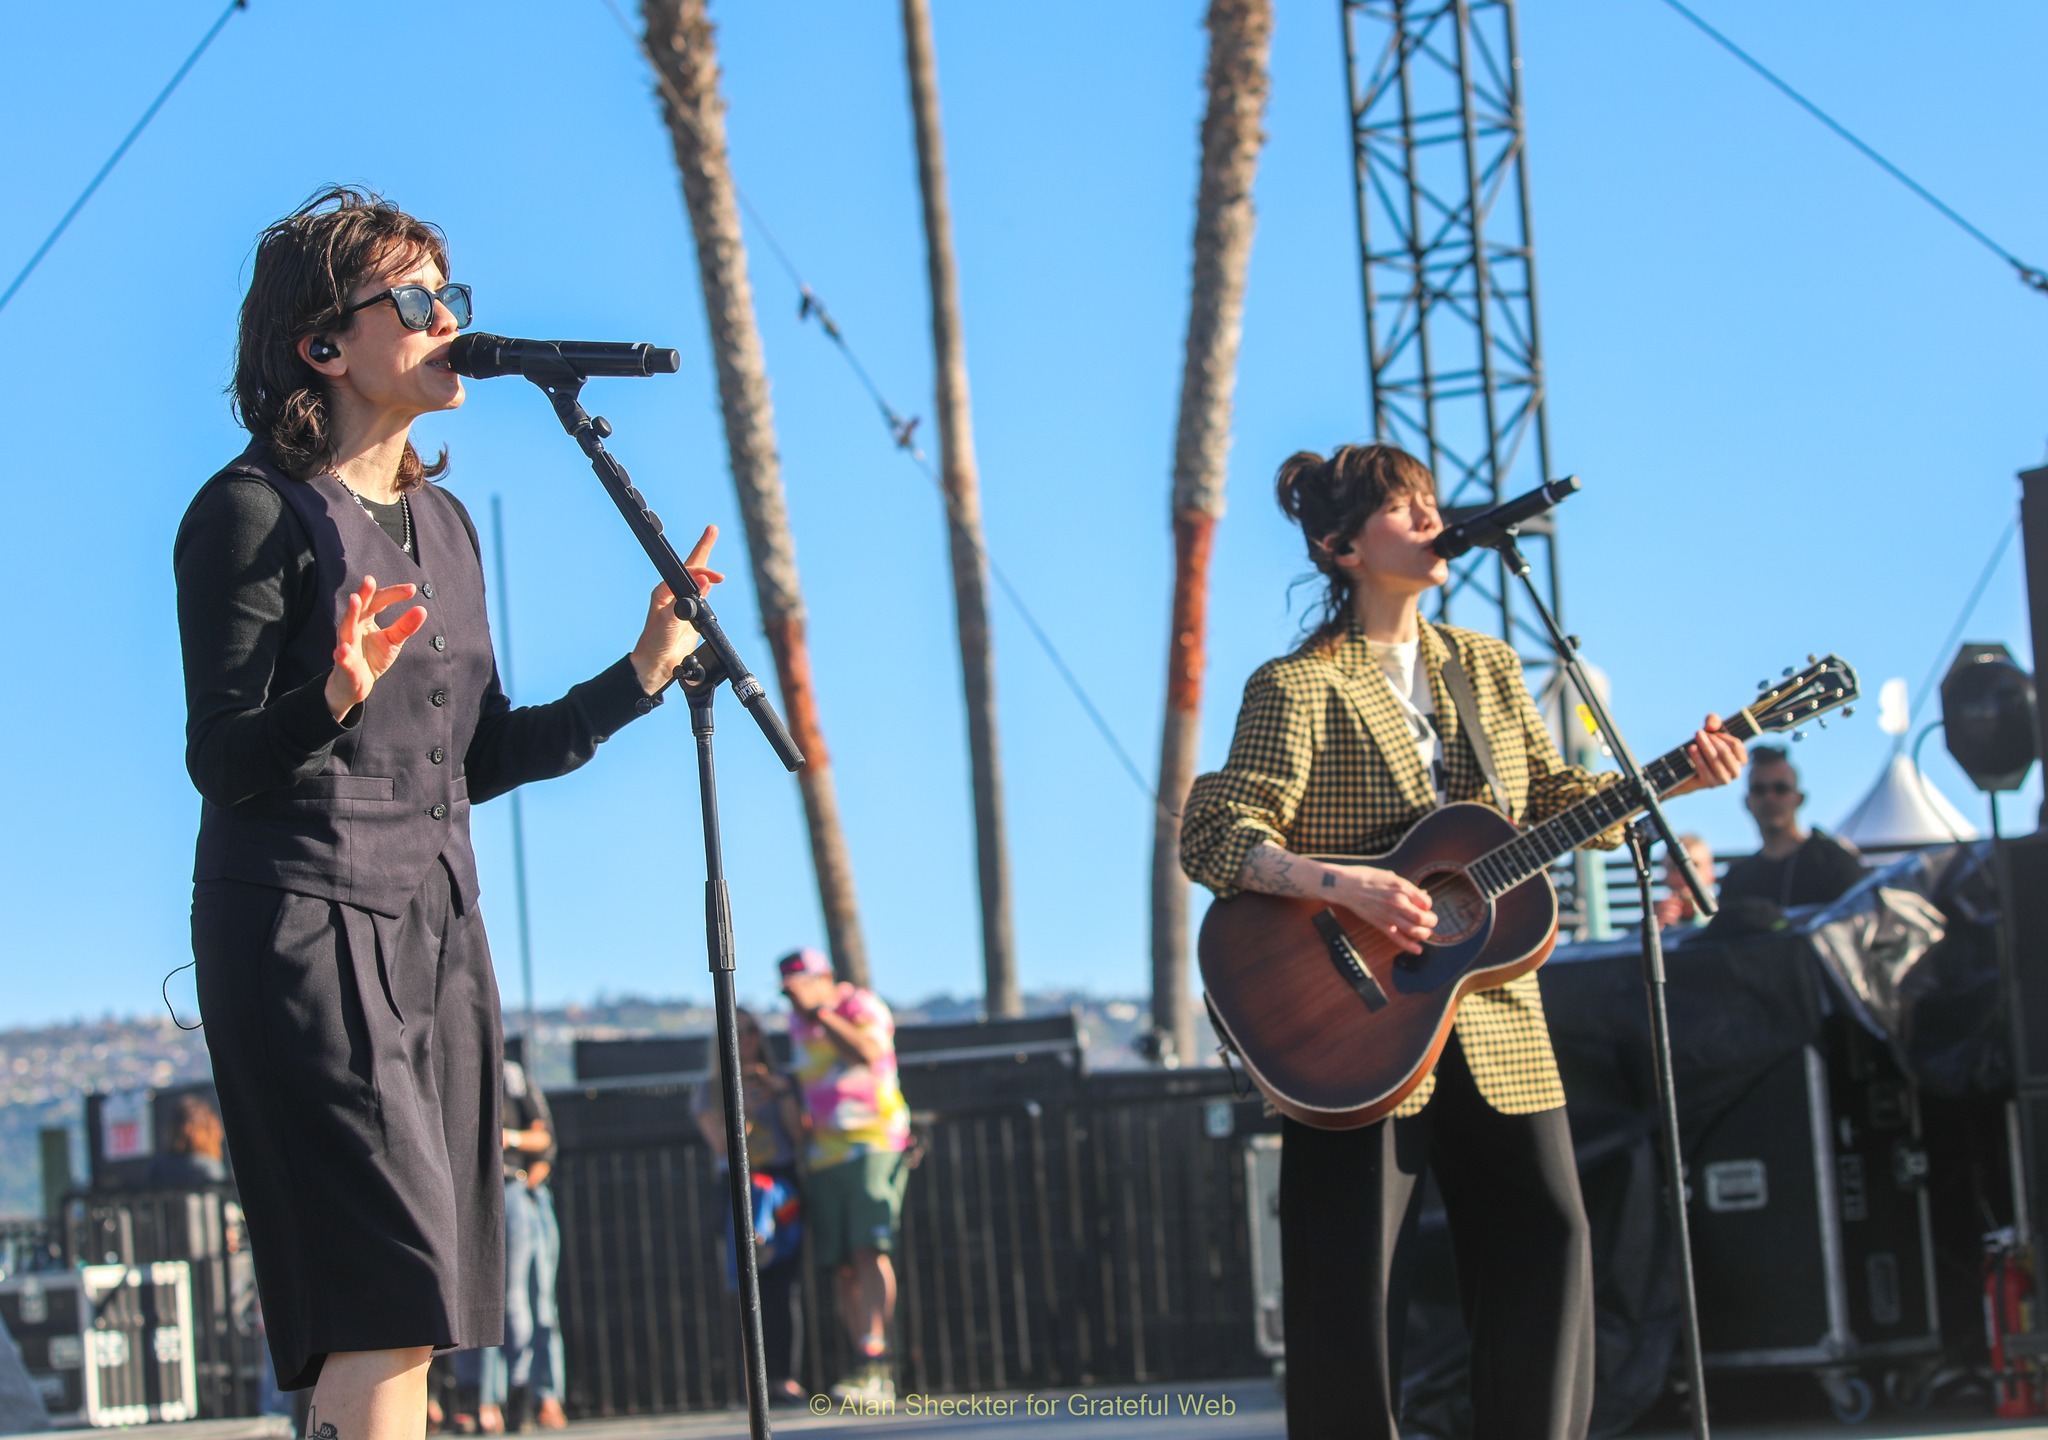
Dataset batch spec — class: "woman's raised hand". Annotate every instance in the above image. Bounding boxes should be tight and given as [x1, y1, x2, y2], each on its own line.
[324, 576, 429, 721]
[630, 525, 727, 695]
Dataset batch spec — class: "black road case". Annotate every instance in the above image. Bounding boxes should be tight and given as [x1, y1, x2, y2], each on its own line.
[1689, 1029, 1940, 1420]
[0, 1263, 198, 1426]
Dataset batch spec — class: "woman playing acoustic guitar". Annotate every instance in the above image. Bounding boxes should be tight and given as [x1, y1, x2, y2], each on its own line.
[1180, 444, 1744, 1440]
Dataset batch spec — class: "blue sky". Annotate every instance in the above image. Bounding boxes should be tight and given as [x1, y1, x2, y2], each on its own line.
[0, 0, 2041, 1025]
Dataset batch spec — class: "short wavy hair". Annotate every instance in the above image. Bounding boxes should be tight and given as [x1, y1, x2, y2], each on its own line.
[231, 185, 449, 488]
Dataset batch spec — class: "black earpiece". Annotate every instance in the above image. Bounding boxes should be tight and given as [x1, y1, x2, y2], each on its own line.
[307, 337, 340, 363]
[1335, 542, 1357, 557]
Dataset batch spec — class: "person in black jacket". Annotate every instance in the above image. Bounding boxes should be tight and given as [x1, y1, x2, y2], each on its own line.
[175, 187, 722, 1440]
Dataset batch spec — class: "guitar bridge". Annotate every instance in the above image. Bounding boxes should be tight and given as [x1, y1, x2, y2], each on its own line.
[1313, 909, 1389, 1012]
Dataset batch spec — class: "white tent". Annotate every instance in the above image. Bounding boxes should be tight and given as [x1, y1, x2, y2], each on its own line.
[1836, 753, 1980, 848]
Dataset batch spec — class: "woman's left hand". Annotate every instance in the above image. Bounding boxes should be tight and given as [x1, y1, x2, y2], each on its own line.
[1666, 713, 1747, 797]
[630, 525, 726, 695]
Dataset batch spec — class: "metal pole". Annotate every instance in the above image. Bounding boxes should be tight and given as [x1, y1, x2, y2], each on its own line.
[1630, 821, 1712, 1440]
[490, 496, 539, 1038]
[690, 679, 775, 1436]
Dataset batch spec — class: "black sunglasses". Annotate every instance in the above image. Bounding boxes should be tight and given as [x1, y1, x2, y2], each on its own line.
[1748, 780, 1798, 796]
[340, 281, 473, 332]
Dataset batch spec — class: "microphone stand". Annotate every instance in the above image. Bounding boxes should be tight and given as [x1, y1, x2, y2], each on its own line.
[1484, 529, 1715, 1440]
[521, 359, 800, 1439]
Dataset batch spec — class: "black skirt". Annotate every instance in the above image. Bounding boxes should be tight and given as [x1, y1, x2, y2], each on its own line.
[193, 862, 505, 1390]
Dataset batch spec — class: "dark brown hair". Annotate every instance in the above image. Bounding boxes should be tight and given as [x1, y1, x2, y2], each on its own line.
[1750, 744, 1795, 779]
[1275, 442, 1436, 648]
[232, 185, 450, 488]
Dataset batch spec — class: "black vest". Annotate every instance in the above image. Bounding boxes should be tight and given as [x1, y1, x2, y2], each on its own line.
[193, 447, 493, 917]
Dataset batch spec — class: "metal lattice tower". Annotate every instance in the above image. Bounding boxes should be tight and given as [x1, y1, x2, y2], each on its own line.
[1344, 1, 1615, 935]
[1341, 0, 1563, 673]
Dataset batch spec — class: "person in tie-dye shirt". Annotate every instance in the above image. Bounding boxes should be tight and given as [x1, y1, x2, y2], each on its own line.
[778, 947, 909, 1406]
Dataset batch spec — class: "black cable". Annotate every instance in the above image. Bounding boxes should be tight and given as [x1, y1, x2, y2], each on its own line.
[597, 0, 1166, 810]
[1906, 518, 2019, 729]
[162, 961, 202, 1031]
[1909, 719, 1972, 848]
[0, 0, 247, 318]
[1656, 0, 2048, 297]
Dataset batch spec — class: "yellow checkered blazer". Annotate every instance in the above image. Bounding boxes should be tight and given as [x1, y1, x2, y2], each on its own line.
[1181, 616, 1622, 1116]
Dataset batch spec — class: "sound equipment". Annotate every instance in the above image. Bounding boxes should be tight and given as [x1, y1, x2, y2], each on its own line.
[2016, 465, 2048, 830]
[894, 1012, 1083, 1111]
[573, 1035, 711, 1083]
[82, 1083, 224, 1194]
[0, 1264, 197, 1427]
[446, 333, 680, 380]
[1941, 643, 2037, 794]
[1199, 656, 1860, 1128]
[1432, 475, 1580, 560]
[1687, 1025, 1938, 1418]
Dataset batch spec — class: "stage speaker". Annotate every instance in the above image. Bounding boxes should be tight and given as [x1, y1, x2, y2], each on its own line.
[1941, 643, 2036, 794]
[1999, 833, 2048, 1088]
[2015, 465, 2048, 826]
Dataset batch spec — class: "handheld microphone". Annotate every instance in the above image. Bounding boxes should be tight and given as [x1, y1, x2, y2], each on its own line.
[447, 332, 682, 380]
[1431, 475, 1581, 560]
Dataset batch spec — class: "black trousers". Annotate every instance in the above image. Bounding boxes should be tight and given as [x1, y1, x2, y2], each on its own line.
[1279, 1035, 1593, 1440]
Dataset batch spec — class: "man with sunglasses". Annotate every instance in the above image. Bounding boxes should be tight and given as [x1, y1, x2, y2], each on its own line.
[1720, 745, 1864, 910]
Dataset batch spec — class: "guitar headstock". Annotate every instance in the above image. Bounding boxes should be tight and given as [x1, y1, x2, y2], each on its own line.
[1733, 654, 1861, 742]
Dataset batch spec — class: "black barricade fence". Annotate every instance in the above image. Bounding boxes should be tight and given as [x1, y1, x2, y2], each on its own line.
[64, 1188, 265, 1421]
[549, 1065, 1275, 1417]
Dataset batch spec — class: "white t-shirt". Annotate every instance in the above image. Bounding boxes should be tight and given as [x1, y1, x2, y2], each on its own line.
[1369, 637, 1447, 805]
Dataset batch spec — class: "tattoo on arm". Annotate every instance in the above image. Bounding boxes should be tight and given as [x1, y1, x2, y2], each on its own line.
[1321, 872, 1337, 888]
[1242, 842, 1318, 898]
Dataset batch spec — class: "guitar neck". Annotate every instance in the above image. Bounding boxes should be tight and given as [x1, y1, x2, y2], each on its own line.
[1471, 709, 1763, 898]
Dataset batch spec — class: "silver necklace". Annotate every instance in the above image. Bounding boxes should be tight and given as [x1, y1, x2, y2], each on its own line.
[326, 467, 413, 555]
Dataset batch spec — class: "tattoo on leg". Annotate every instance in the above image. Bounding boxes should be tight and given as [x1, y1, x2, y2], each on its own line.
[307, 1408, 339, 1440]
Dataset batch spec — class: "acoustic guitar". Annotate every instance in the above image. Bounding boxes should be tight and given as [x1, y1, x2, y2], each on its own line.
[1197, 655, 1860, 1130]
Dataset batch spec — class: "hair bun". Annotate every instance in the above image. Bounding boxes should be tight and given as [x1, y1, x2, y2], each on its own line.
[1273, 449, 1329, 524]
[1272, 442, 1437, 649]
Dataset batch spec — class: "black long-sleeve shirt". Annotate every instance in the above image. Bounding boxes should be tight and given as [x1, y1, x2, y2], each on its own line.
[174, 473, 659, 812]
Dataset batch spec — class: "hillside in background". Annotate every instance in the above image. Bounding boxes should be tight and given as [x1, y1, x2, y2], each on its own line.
[0, 990, 1192, 1218]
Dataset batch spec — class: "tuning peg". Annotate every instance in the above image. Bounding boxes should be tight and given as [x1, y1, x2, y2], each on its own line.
[1757, 680, 1770, 691]
[1792, 730, 1807, 742]
[1842, 706, 1855, 718]
[1807, 653, 1817, 664]
[1782, 667, 1794, 678]
[1817, 718, 1828, 729]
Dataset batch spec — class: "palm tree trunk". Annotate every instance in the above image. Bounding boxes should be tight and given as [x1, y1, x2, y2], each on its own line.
[900, 0, 1018, 1018]
[1151, 0, 1273, 1065]
[641, 0, 870, 987]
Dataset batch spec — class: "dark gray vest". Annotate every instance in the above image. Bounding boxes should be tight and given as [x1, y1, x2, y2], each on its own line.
[193, 448, 492, 917]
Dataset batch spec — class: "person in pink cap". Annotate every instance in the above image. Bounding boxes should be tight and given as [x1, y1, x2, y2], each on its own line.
[777, 948, 909, 1405]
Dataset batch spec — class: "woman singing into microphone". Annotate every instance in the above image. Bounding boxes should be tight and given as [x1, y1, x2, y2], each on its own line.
[1180, 443, 1744, 1440]
[175, 187, 723, 1440]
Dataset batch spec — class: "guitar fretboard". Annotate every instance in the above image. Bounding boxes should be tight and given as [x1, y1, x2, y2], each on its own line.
[1468, 712, 1761, 900]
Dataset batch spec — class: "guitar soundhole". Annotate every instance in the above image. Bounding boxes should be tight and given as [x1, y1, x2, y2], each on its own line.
[1419, 866, 1488, 945]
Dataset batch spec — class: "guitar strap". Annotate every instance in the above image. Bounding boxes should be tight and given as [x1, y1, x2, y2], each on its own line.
[1440, 646, 1515, 822]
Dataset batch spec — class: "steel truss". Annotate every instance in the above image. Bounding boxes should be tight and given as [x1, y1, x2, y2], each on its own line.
[1341, 0, 1563, 672]
[1344, 0, 1616, 934]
